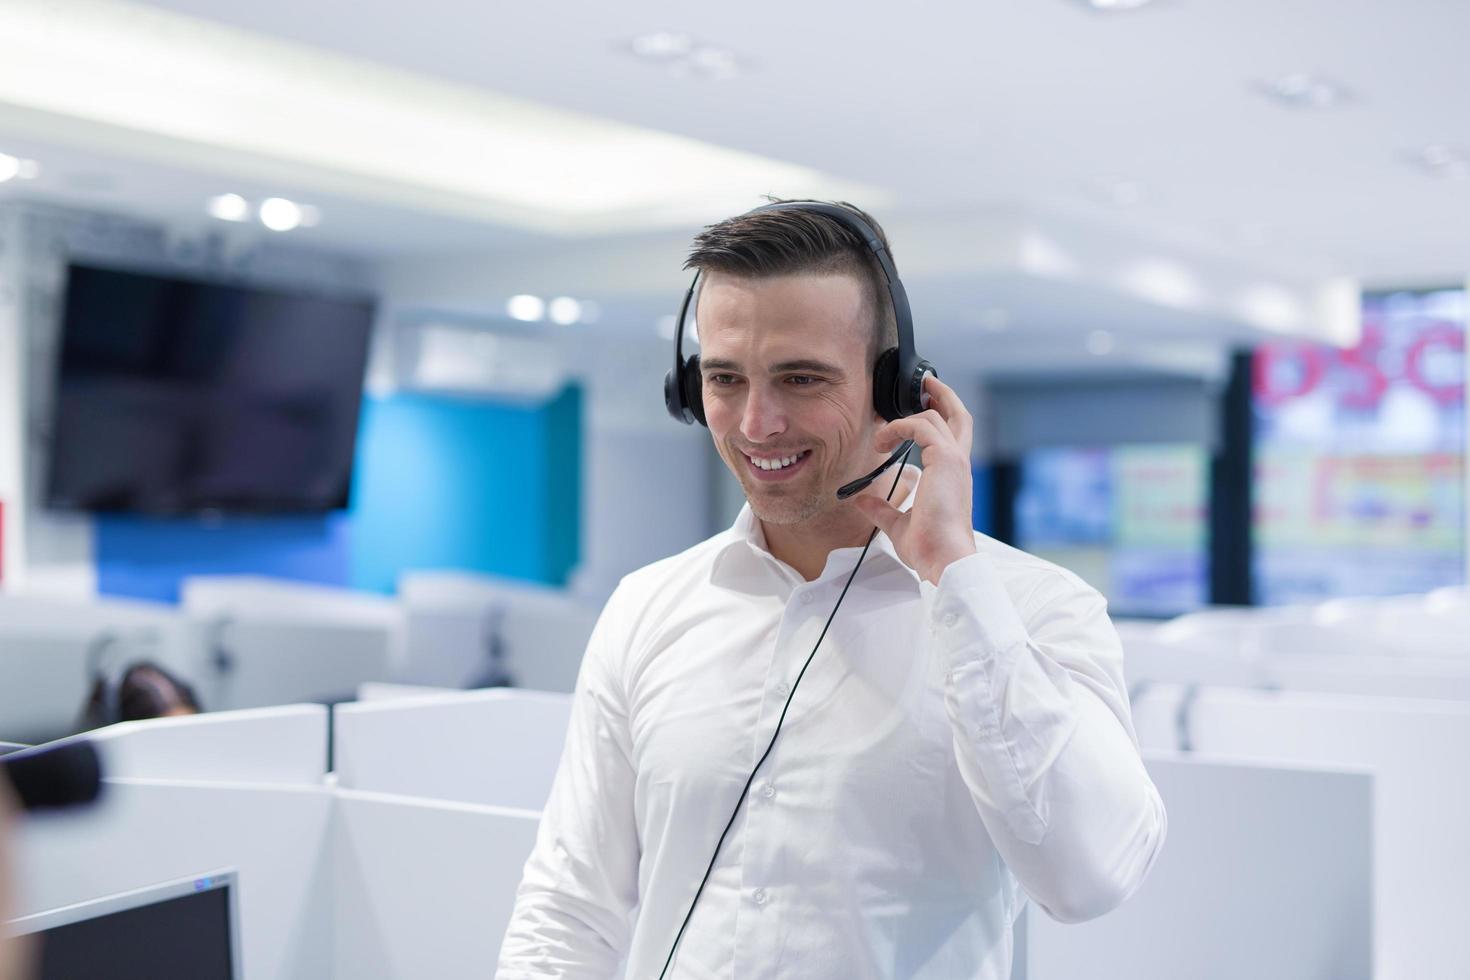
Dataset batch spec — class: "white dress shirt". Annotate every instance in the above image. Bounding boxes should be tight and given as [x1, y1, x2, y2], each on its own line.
[497, 466, 1166, 979]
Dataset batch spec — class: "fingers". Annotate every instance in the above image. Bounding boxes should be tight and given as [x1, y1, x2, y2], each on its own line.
[851, 495, 906, 537]
[875, 412, 945, 452]
[922, 375, 973, 445]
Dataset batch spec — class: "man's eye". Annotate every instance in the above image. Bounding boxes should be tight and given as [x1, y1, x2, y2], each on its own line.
[787, 375, 817, 386]
[709, 374, 738, 386]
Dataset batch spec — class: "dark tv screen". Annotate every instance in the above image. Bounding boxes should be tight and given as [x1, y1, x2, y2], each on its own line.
[46, 264, 375, 514]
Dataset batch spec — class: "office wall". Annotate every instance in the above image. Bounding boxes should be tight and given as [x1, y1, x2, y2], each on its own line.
[0, 202, 583, 602]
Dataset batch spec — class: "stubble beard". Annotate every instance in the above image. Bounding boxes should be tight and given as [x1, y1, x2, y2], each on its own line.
[728, 447, 828, 527]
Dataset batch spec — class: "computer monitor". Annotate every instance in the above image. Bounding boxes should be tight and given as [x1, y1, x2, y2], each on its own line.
[8, 869, 241, 980]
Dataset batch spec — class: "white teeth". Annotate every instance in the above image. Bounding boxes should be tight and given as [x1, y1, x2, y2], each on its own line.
[750, 451, 805, 471]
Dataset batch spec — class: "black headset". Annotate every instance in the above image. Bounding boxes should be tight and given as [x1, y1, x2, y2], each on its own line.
[664, 200, 936, 428]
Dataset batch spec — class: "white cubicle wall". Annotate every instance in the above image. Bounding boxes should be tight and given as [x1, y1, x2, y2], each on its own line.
[1025, 755, 1373, 980]
[48, 703, 329, 784]
[330, 688, 571, 977]
[0, 593, 200, 744]
[180, 575, 404, 711]
[332, 791, 541, 979]
[12, 706, 335, 980]
[1132, 684, 1470, 980]
[333, 688, 573, 811]
[398, 570, 601, 693]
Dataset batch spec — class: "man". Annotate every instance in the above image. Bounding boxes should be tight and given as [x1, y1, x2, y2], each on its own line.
[498, 202, 1166, 979]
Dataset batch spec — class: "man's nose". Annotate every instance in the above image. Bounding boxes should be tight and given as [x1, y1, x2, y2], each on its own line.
[739, 382, 786, 443]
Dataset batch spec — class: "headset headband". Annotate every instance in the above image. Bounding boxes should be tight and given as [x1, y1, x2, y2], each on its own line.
[667, 201, 929, 426]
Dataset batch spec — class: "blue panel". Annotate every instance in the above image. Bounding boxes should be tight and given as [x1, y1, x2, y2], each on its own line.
[539, 385, 582, 585]
[971, 462, 992, 536]
[95, 513, 352, 603]
[94, 386, 582, 602]
[348, 389, 580, 593]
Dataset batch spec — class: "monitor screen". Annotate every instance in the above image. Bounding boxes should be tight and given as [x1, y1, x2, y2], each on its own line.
[10, 870, 240, 980]
[46, 264, 375, 515]
[1014, 443, 1210, 616]
[1253, 287, 1466, 603]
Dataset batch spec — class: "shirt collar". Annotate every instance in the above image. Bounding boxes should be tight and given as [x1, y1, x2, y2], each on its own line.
[710, 463, 924, 589]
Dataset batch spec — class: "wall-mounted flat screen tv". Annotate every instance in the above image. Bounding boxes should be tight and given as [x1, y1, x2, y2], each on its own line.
[46, 264, 375, 515]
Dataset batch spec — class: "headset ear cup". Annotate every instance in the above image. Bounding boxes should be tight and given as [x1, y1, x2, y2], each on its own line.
[682, 354, 706, 426]
[872, 347, 901, 421]
[664, 367, 687, 423]
[908, 360, 937, 416]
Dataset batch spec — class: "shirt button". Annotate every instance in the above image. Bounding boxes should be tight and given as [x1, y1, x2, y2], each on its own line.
[753, 888, 768, 906]
[760, 782, 776, 799]
[800, 592, 813, 605]
[943, 612, 959, 628]
[774, 682, 791, 698]
[945, 670, 955, 685]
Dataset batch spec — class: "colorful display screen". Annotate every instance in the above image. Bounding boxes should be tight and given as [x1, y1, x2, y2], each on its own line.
[1015, 444, 1209, 616]
[1253, 288, 1466, 604]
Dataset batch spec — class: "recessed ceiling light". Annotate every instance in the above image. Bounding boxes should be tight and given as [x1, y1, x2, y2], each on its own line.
[206, 192, 250, 222]
[1257, 72, 1353, 109]
[258, 197, 304, 231]
[0, 153, 37, 183]
[507, 295, 546, 322]
[623, 33, 745, 80]
[1087, 330, 1116, 356]
[685, 46, 741, 80]
[1407, 144, 1470, 181]
[547, 297, 582, 325]
[628, 32, 693, 61]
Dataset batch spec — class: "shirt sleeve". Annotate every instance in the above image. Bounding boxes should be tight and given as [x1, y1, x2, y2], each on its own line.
[496, 587, 641, 978]
[930, 550, 1168, 925]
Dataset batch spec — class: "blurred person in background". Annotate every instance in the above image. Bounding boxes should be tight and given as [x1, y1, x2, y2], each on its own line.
[78, 661, 202, 732]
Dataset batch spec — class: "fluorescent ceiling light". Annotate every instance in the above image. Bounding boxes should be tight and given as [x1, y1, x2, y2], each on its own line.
[1257, 73, 1353, 109]
[206, 192, 250, 222]
[0, 1, 879, 234]
[1072, 0, 1155, 10]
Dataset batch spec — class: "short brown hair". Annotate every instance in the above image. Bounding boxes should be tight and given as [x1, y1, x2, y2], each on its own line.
[684, 199, 898, 364]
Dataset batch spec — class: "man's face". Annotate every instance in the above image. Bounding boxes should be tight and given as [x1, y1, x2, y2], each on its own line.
[697, 271, 884, 526]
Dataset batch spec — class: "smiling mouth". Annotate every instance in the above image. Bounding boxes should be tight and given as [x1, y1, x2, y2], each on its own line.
[741, 449, 813, 481]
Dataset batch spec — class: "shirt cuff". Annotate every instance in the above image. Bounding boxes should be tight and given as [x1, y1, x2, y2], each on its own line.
[930, 551, 1031, 671]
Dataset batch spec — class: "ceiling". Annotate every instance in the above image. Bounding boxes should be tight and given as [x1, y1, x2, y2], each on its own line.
[1, 0, 1466, 377]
